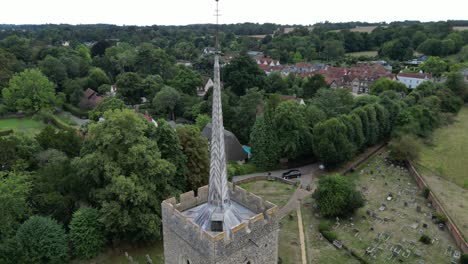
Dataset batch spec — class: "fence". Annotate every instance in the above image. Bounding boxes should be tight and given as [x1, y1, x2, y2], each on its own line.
[407, 161, 468, 253]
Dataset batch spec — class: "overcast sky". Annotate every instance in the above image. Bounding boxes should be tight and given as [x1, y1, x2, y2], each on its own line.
[0, 0, 467, 26]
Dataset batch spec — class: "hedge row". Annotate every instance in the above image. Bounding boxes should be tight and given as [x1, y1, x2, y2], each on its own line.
[64, 104, 89, 119]
[0, 129, 14, 136]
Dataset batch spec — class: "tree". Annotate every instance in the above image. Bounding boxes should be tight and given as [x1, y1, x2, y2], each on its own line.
[69, 208, 106, 259]
[0, 35, 31, 62]
[265, 72, 288, 94]
[0, 48, 21, 88]
[312, 88, 354, 118]
[2, 69, 57, 113]
[312, 118, 354, 166]
[250, 116, 280, 170]
[73, 109, 176, 241]
[322, 40, 345, 60]
[0, 172, 31, 240]
[152, 119, 188, 191]
[445, 72, 467, 99]
[195, 114, 211, 131]
[370, 78, 407, 95]
[36, 126, 82, 157]
[115, 72, 143, 105]
[0, 134, 40, 172]
[86, 67, 110, 90]
[303, 74, 327, 98]
[89, 97, 126, 121]
[232, 88, 264, 143]
[420, 57, 448, 78]
[274, 101, 310, 160]
[39, 55, 68, 87]
[135, 43, 175, 79]
[153, 86, 181, 120]
[176, 125, 210, 191]
[313, 174, 364, 217]
[169, 65, 203, 95]
[380, 38, 413, 61]
[388, 134, 422, 162]
[91, 40, 112, 57]
[15, 216, 68, 264]
[461, 45, 468, 62]
[222, 54, 266, 96]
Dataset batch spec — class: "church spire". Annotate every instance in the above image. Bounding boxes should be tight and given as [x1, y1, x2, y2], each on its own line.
[194, 0, 242, 233]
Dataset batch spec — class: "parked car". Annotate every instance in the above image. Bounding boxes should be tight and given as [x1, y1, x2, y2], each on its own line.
[282, 169, 301, 179]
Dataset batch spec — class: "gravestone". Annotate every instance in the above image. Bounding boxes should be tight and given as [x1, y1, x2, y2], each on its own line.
[416, 205, 422, 212]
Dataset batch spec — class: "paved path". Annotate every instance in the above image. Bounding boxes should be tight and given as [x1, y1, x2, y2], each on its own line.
[297, 206, 307, 264]
[233, 163, 320, 185]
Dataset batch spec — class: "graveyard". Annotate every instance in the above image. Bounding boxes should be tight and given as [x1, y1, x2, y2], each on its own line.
[301, 149, 461, 264]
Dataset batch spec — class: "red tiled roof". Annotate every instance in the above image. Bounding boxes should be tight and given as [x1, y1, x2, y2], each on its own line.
[397, 72, 433, 79]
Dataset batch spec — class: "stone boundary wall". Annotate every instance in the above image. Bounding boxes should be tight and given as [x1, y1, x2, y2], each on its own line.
[341, 143, 387, 175]
[162, 183, 278, 249]
[407, 161, 468, 253]
[233, 175, 299, 186]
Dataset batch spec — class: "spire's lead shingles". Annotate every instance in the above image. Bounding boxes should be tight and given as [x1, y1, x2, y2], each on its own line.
[194, 0, 242, 233]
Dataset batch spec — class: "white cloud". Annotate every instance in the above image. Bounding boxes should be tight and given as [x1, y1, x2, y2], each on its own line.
[0, 0, 466, 26]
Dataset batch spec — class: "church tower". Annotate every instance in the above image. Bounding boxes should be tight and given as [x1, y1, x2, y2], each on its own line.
[161, 1, 279, 263]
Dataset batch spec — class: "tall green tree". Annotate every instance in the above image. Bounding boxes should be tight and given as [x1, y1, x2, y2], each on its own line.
[69, 207, 106, 259]
[153, 86, 181, 120]
[232, 88, 264, 143]
[312, 118, 354, 166]
[250, 116, 280, 170]
[36, 126, 82, 157]
[2, 69, 58, 113]
[115, 72, 143, 105]
[370, 78, 407, 95]
[73, 109, 176, 241]
[303, 74, 327, 98]
[39, 55, 68, 87]
[170, 65, 203, 96]
[222, 54, 266, 96]
[176, 125, 210, 191]
[89, 97, 126, 121]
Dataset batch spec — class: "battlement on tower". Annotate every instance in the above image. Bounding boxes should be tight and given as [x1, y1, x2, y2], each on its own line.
[162, 183, 278, 260]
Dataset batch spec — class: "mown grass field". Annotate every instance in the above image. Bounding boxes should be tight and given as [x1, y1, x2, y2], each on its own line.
[346, 50, 378, 57]
[0, 117, 46, 134]
[453, 26, 468, 31]
[238, 180, 296, 208]
[418, 106, 468, 188]
[278, 211, 302, 264]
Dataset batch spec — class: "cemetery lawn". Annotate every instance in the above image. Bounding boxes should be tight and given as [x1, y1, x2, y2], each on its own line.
[75, 241, 164, 264]
[328, 149, 460, 263]
[302, 197, 360, 264]
[238, 180, 296, 208]
[418, 105, 468, 188]
[278, 211, 302, 264]
[0, 117, 45, 134]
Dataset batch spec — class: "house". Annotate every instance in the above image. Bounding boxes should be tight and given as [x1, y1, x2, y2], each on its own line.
[462, 69, 468, 84]
[256, 57, 281, 67]
[143, 111, 158, 127]
[278, 95, 306, 106]
[397, 71, 433, 89]
[247, 51, 264, 58]
[197, 77, 214, 97]
[351, 77, 374, 94]
[203, 47, 216, 55]
[79, 88, 103, 109]
[176, 60, 193, 67]
[201, 123, 248, 162]
[107, 85, 118, 97]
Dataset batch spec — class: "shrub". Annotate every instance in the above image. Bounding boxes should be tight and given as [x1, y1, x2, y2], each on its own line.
[69, 207, 106, 259]
[423, 187, 431, 199]
[313, 174, 365, 217]
[318, 220, 332, 233]
[460, 254, 468, 264]
[15, 215, 68, 264]
[0, 129, 14, 136]
[63, 103, 89, 119]
[434, 212, 448, 224]
[419, 234, 432, 244]
[322, 230, 338, 242]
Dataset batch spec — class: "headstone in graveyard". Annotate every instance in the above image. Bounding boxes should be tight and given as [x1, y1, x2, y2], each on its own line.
[416, 205, 422, 213]
[333, 240, 343, 249]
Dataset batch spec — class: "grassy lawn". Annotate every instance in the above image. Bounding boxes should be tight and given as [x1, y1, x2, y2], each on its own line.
[75, 241, 164, 264]
[302, 197, 359, 264]
[238, 180, 296, 208]
[418, 106, 468, 188]
[453, 26, 468, 31]
[0, 117, 45, 135]
[346, 50, 378, 57]
[278, 211, 302, 264]
[330, 150, 460, 263]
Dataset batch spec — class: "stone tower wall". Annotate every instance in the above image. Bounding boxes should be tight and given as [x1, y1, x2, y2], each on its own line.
[162, 184, 279, 264]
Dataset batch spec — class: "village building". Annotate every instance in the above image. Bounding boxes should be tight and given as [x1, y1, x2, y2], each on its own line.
[197, 77, 214, 97]
[79, 88, 103, 110]
[397, 71, 433, 89]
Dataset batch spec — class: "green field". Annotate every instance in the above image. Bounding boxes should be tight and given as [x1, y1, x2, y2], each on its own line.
[0, 117, 46, 134]
[238, 180, 296, 208]
[278, 211, 302, 264]
[346, 51, 378, 57]
[76, 241, 164, 264]
[418, 106, 468, 188]
[453, 26, 468, 31]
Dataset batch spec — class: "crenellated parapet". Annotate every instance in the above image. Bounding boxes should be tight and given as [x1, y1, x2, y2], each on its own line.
[162, 183, 278, 259]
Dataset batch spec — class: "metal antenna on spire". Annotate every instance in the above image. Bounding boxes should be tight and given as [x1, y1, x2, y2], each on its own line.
[215, 0, 220, 51]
